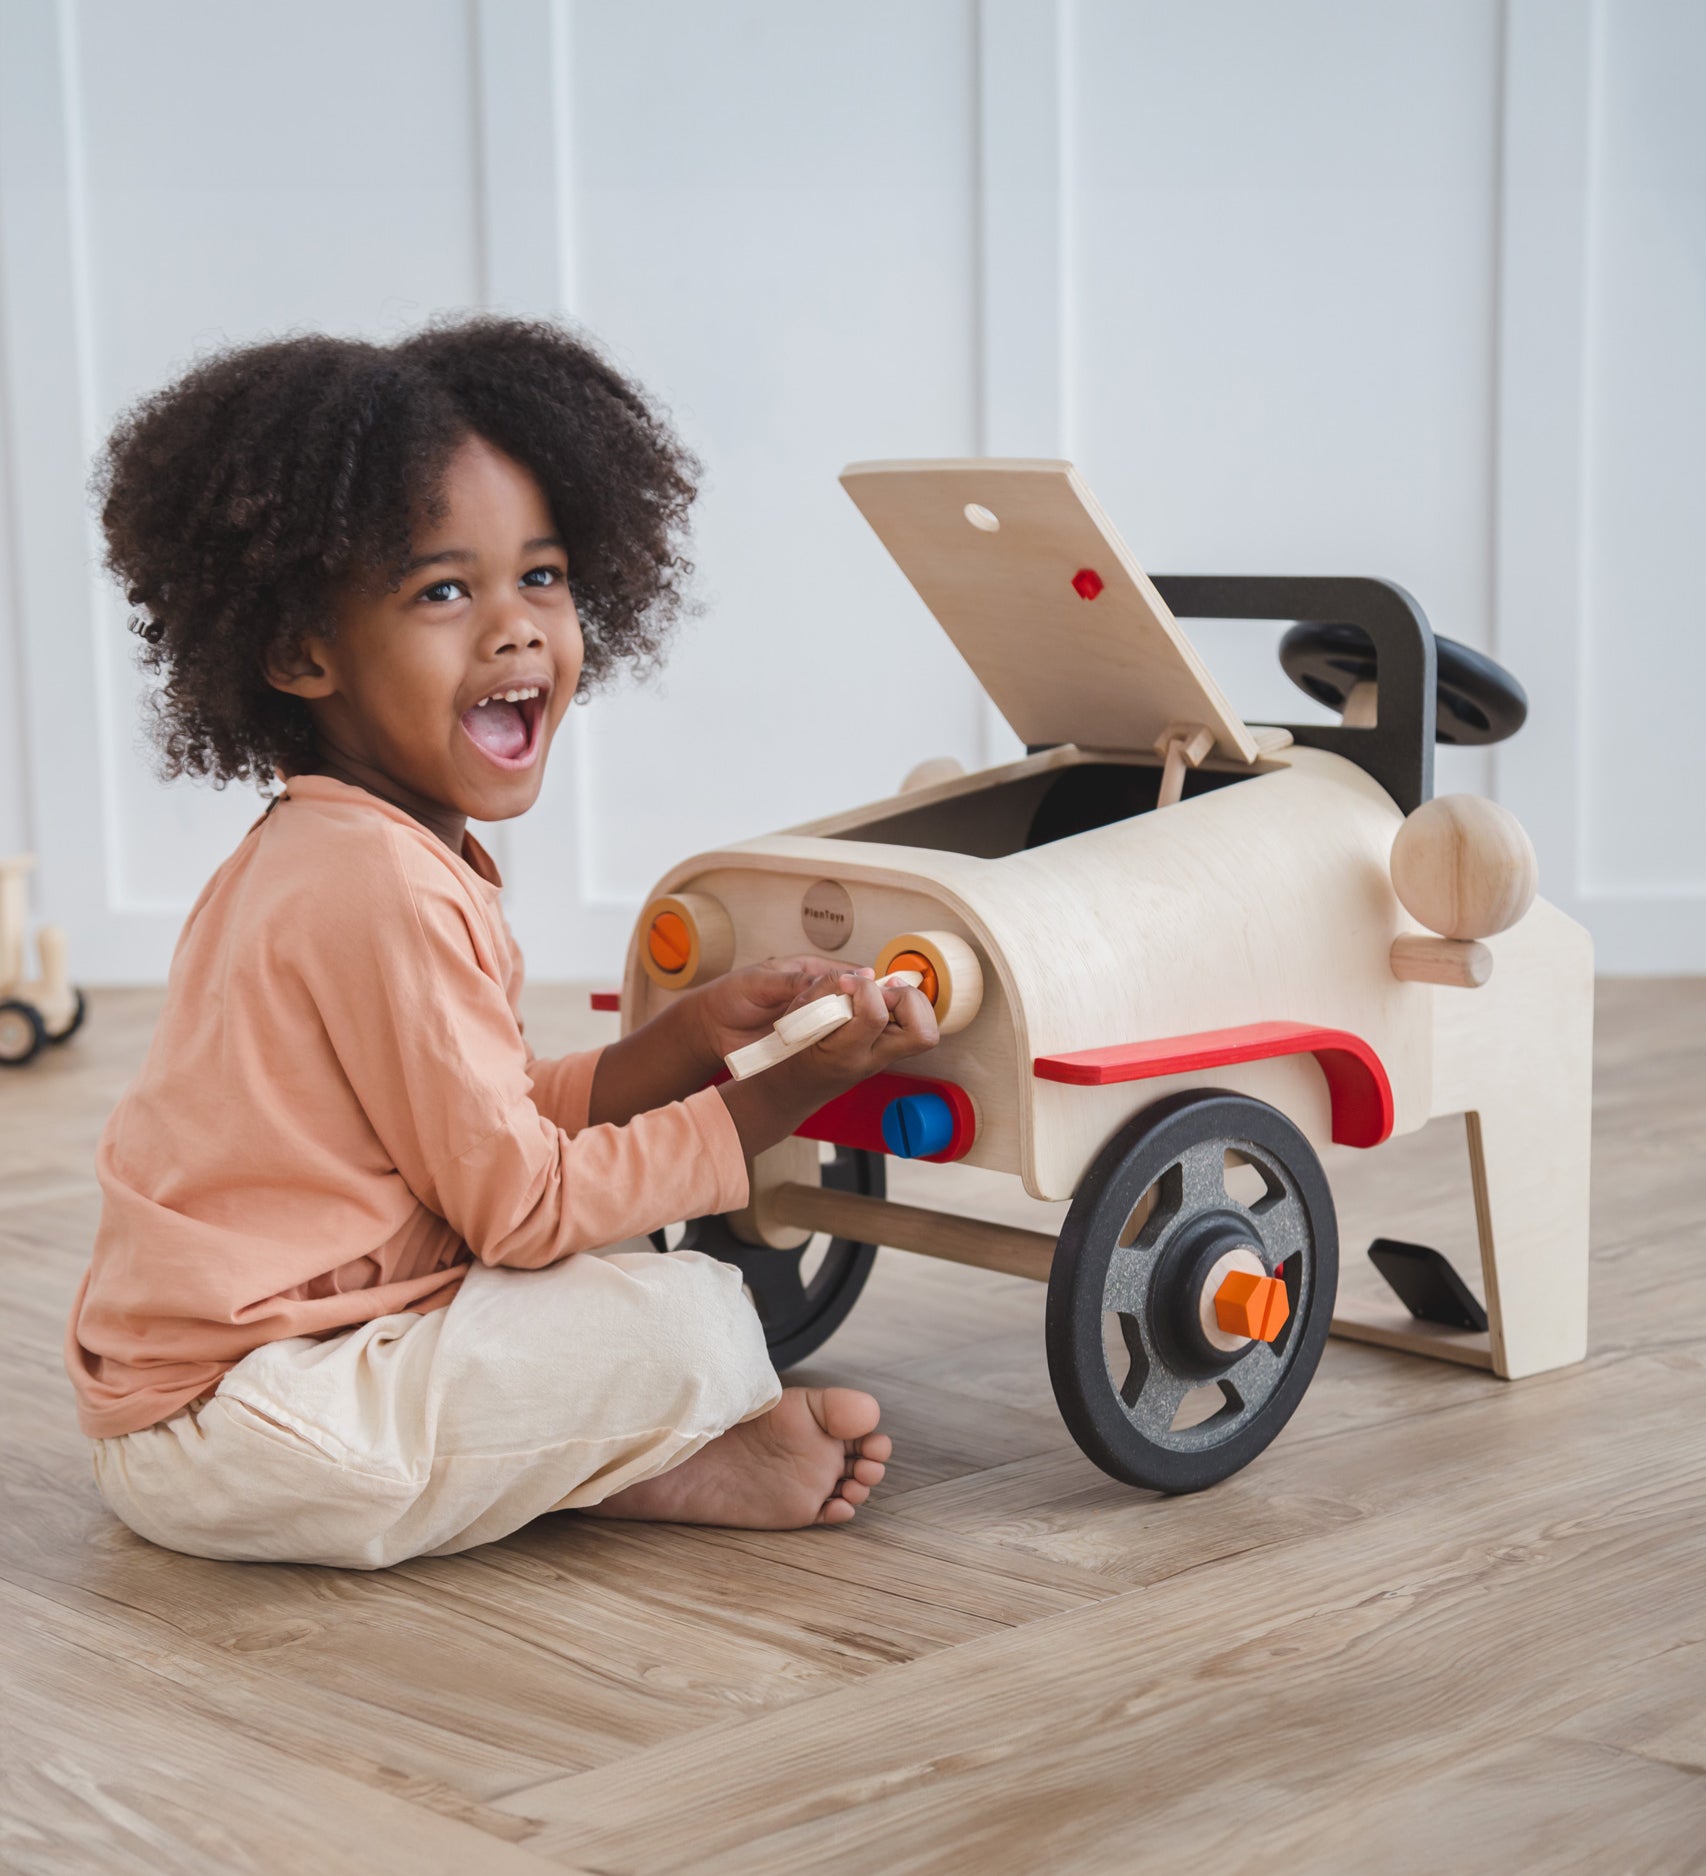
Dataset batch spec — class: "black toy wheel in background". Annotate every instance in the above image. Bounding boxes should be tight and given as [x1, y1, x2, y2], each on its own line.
[46, 988, 87, 1044]
[1279, 621, 1529, 746]
[1046, 1089, 1338, 1494]
[0, 999, 47, 1067]
[653, 1145, 882, 1371]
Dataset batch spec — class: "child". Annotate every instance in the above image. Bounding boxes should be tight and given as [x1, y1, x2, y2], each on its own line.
[64, 316, 937, 1569]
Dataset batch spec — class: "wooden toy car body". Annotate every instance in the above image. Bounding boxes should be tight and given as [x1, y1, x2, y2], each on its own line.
[622, 461, 1593, 1492]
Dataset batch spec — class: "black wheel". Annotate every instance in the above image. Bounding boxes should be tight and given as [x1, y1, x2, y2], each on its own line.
[1046, 1089, 1338, 1493]
[0, 999, 47, 1068]
[653, 1145, 882, 1370]
[1279, 621, 1529, 746]
[45, 987, 87, 1044]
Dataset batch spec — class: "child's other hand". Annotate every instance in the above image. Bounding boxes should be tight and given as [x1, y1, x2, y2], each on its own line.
[689, 957, 875, 1062]
[790, 968, 939, 1083]
[716, 970, 939, 1160]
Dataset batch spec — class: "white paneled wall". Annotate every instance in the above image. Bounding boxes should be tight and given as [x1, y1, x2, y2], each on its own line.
[1070, 0, 1504, 791]
[1579, 1, 1706, 911]
[0, 0, 1701, 981]
[497, 1, 988, 971]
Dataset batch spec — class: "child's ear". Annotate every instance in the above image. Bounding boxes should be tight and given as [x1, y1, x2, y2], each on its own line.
[265, 634, 337, 700]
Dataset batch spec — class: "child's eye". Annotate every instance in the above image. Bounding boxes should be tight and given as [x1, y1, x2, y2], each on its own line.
[420, 579, 467, 604]
[521, 565, 564, 588]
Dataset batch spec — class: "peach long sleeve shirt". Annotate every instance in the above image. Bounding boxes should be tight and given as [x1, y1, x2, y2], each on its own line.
[65, 775, 749, 1439]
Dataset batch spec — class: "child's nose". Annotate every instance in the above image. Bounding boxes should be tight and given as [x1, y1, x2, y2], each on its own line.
[486, 611, 545, 654]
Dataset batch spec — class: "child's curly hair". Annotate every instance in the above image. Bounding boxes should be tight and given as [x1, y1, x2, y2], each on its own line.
[94, 315, 700, 787]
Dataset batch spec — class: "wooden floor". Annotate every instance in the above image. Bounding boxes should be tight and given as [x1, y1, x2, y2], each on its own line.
[3, 980, 1703, 1874]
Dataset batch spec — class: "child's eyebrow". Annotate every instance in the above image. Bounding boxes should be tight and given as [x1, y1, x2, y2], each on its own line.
[400, 535, 566, 576]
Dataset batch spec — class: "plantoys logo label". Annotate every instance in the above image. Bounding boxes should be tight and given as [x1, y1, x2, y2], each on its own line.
[800, 879, 854, 951]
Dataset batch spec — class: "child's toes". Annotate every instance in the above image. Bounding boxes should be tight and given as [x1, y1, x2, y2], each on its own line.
[818, 1494, 858, 1525]
[856, 1432, 893, 1464]
[850, 1456, 885, 1487]
[836, 1478, 872, 1507]
[810, 1386, 882, 1444]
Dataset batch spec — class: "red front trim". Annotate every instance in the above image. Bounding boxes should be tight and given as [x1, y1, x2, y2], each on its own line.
[797, 1072, 977, 1163]
[589, 990, 622, 1012]
[1032, 1020, 1394, 1148]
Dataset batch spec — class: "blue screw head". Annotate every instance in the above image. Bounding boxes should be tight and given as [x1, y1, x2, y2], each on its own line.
[880, 1091, 955, 1159]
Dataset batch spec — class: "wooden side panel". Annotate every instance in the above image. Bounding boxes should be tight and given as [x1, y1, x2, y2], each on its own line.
[1429, 897, 1595, 1377]
[623, 863, 1027, 1177]
[840, 460, 1258, 762]
[628, 748, 1433, 1203]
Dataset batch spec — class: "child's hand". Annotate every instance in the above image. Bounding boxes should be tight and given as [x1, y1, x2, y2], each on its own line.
[688, 957, 875, 1063]
[717, 970, 939, 1160]
[590, 957, 906, 1132]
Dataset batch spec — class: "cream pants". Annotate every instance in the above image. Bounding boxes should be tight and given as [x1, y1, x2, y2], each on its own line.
[92, 1245, 782, 1570]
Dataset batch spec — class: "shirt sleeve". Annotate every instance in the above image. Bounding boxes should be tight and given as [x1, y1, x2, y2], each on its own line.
[527, 1047, 604, 1135]
[298, 837, 748, 1267]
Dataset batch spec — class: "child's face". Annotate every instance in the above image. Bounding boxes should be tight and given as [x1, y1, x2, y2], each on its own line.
[275, 433, 583, 830]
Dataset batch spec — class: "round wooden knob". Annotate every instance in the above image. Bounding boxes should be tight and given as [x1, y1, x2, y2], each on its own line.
[1390, 795, 1537, 940]
[900, 756, 966, 794]
[873, 930, 984, 1035]
[638, 891, 735, 989]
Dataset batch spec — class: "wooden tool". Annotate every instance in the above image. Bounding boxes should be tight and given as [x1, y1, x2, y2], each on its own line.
[723, 971, 923, 1081]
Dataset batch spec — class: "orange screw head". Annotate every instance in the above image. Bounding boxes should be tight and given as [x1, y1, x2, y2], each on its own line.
[1214, 1269, 1290, 1342]
[647, 910, 691, 974]
[885, 949, 939, 1007]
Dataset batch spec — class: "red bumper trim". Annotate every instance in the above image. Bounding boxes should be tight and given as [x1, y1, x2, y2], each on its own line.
[797, 1073, 976, 1163]
[1032, 1020, 1394, 1149]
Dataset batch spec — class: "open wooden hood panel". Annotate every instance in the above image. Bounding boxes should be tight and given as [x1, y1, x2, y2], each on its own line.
[840, 459, 1257, 763]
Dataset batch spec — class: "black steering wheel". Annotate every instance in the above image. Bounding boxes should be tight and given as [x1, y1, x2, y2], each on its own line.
[1279, 621, 1528, 746]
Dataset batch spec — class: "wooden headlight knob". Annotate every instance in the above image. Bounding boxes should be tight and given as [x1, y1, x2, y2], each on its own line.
[638, 892, 736, 989]
[1390, 795, 1538, 940]
[874, 931, 984, 1036]
[900, 755, 966, 793]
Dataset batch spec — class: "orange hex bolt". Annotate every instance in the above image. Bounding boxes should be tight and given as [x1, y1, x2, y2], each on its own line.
[883, 950, 939, 1007]
[1214, 1270, 1290, 1343]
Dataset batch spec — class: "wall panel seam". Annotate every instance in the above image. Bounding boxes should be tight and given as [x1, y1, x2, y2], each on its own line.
[54, 0, 130, 921]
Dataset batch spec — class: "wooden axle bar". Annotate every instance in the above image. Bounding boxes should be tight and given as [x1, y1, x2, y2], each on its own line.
[766, 1182, 1499, 1371]
[768, 1184, 1058, 1284]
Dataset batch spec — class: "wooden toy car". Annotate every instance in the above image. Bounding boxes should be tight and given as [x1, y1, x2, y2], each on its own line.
[621, 460, 1592, 1493]
[0, 855, 85, 1067]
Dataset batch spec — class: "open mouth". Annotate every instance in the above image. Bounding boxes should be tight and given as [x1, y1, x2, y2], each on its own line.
[459, 684, 548, 770]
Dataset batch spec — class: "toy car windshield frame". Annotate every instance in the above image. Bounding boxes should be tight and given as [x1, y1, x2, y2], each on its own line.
[1151, 574, 1438, 815]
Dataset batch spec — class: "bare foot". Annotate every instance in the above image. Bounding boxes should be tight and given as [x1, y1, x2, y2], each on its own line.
[584, 1386, 891, 1529]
